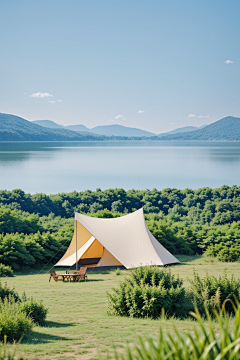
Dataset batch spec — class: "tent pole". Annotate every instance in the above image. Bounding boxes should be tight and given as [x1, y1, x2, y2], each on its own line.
[76, 217, 78, 271]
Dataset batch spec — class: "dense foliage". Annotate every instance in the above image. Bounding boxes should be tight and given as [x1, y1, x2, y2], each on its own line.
[20, 298, 48, 326]
[0, 297, 33, 342]
[114, 301, 240, 360]
[0, 185, 239, 267]
[203, 243, 240, 262]
[187, 270, 240, 314]
[0, 281, 48, 341]
[0, 282, 20, 302]
[107, 267, 240, 319]
[0, 264, 13, 277]
[107, 266, 187, 318]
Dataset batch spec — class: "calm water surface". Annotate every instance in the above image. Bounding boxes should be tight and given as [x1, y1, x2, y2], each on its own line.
[0, 141, 239, 194]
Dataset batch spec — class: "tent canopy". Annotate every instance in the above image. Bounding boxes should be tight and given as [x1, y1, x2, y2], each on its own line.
[55, 208, 180, 269]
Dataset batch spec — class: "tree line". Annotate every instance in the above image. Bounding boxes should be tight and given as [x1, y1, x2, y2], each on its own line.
[0, 185, 240, 268]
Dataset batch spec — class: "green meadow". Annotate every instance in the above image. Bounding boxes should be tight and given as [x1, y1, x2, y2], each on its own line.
[5, 255, 240, 360]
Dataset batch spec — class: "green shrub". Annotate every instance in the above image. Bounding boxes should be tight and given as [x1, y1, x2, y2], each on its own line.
[107, 266, 189, 319]
[114, 301, 240, 360]
[187, 269, 240, 314]
[0, 297, 33, 342]
[218, 246, 240, 262]
[0, 264, 13, 277]
[204, 243, 240, 262]
[0, 281, 20, 302]
[21, 298, 48, 326]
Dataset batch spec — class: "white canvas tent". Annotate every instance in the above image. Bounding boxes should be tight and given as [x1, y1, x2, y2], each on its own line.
[55, 208, 180, 269]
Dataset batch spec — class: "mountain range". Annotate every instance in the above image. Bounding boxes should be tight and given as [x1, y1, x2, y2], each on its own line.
[32, 120, 206, 137]
[0, 114, 106, 141]
[151, 116, 240, 141]
[32, 120, 156, 137]
[0, 113, 239, 141]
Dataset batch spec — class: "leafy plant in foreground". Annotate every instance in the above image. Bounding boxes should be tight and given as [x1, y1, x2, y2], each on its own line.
[187, 269, 240, 315]
[0, 296, 33, 342]
[113, 301, 240, 360]
[0, 337, 25, 360]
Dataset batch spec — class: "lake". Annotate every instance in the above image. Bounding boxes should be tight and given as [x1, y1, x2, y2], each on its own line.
[0, 141, 240, 194]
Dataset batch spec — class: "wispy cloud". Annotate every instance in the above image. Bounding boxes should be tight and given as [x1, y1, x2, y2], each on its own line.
[49, 101, 55, 103]
[109, 119, 114, 122]
[137, 110, 145, 114]
[30, 92, 53, 98]
[225, 60, 233, 64]
[198, 116, 204, 118]
[206, 115, 210, 118]
[114, 115, 125, 120]
[57, 100, 62, 102]
[171, 123, 174, 125]
[188, 114, 196, 118]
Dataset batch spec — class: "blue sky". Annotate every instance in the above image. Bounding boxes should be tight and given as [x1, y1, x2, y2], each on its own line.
[0, 0, 239, 133]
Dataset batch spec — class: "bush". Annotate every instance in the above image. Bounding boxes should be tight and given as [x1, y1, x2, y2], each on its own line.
[0, 296, 33, 342]
[21, 298, 48, 326]
[0, 282, 48, 326]
[204, 243, 240, 262]
[107, 266, 189, 319]
[113, 301, 240, 360]
[0, 264, 13, 277]
[187, 269, 240, 314]
[0, 281, 20, 302]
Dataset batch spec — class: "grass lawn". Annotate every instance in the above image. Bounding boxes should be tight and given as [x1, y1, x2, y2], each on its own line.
[4, 256, 240, 360]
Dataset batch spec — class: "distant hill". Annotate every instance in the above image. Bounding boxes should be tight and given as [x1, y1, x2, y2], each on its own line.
[90, 124, 155, 137]
[65, 124, 90, 132]
[32, 120, 63, 129]
[158, 125, 207, 136]
[2, 113, 240, 141]
[153, 116, 240, 140]
[0, 113, 106, 141]
[31, 120, 155, 137]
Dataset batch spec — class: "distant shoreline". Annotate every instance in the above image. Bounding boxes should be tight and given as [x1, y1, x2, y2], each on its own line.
[0, 139, 240, 143]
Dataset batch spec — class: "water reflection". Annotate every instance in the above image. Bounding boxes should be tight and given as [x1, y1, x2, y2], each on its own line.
[0, 141, 239, 193]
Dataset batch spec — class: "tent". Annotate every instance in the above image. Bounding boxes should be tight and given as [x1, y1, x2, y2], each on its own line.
[55, 208, 180, 269]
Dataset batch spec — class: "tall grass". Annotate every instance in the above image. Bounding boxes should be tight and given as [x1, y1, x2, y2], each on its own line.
[0, 297, 33, 342]
[188, 270, 240, 315]
[113, 301, 240, 360]
[0, 337, 25, 360]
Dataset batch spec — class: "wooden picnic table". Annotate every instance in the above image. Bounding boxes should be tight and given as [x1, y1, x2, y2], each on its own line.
[49, 268, 87, 282]
[57, 273, 81, 282]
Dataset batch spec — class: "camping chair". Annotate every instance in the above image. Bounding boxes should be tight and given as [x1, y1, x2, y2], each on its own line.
[79, 267, 88, 281]
[49, 270, 61, 282]
[72, 271, 80, 281]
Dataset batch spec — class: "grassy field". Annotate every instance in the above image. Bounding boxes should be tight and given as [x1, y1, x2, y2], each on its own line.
[4, 256, 240, 360]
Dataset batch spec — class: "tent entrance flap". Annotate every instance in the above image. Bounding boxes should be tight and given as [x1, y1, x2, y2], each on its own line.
[56, 236, 95, 266]
[55, 220, 94, 266]
[96, 248, 123, 267]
